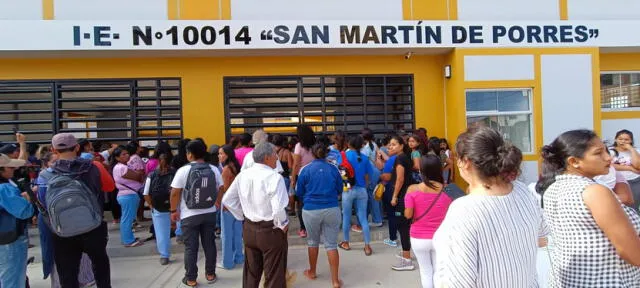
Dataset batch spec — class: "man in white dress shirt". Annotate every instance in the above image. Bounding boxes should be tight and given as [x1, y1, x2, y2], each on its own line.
[222, 142, 289, 288]
[241, 129, 284, 173]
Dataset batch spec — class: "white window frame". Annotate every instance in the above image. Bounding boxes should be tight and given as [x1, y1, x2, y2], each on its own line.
[464, 88, 535, 154]
[601, 71, 640, 112]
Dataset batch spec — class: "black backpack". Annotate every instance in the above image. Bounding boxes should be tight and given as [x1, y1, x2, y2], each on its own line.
[148, 168, 176, 213]
[183, 163, 217, 209]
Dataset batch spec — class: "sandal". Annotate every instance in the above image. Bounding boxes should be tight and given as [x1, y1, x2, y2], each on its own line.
[206, 274, 217, 284]
[338, 241, 351, 251]
[124, 239, 143, 248]
[364, 246, 373, 256]
[182, 277, 197, 287]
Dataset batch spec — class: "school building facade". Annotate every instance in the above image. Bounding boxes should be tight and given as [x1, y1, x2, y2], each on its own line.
[1, 0, 640, 184]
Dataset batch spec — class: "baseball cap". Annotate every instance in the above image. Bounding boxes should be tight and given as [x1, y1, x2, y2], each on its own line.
[0, 143, 18, 155]
[52, 133, 78, 150]
[0, 153, 25, 168]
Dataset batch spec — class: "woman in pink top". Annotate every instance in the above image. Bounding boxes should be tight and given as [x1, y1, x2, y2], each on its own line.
[234, 133, 253, 166]
[404, 154, 452, 288]
[110, 146, 145, 247]
[292, 125, 317, 238]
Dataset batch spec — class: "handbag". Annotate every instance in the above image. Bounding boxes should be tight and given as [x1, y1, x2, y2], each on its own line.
[411, 190, 443, 223]
[373, 183, 385, 201]
[121, 183, 145, 199]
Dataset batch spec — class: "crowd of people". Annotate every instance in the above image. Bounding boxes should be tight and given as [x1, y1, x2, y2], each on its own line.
[1, 125, 640, 288]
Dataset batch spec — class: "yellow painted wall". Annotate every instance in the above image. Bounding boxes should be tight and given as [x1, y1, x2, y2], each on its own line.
[403, 0, 457, 20]
[169, 0, 231, 20]
[0, 55, 446, 146]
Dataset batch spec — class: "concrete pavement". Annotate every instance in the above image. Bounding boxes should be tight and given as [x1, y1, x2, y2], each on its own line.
[27, 242, 422, 288]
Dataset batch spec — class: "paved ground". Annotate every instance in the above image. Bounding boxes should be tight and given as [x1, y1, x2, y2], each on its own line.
[27, 242, 422, 288]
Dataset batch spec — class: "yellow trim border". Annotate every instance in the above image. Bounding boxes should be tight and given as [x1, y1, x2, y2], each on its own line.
[167, 0, 178, 19]
[559, 0, 568, 20]
[602, 111, 640, 120]
[42, 0, 54, 20]
[221, 0, 231, 20]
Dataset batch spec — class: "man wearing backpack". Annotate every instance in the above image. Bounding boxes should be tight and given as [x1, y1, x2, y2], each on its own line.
[0, 153, 33, 288]
[48, 133, 114, 288]
[170, 140, 223, 287]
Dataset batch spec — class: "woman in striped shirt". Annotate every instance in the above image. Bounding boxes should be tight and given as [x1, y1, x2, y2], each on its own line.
[433, 127, 548, 287]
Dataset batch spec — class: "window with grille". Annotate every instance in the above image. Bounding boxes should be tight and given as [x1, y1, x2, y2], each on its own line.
[465, 89, 534, 153]
[0, 79, 182, 147]
[601, 73, 640, 109]
[224, 75, 415, 138]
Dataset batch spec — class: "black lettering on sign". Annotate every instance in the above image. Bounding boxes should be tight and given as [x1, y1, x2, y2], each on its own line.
[425, 26, 442, 44]
[183, 26, 199, 45]
[527, 26, 542, 43]
[274, 26, 290, 44]
[398, 26, 414, 44]
[201, 26, 216, 45]
[509, 26, 525, 43]
[559, 25, 573, 43]
[291, 26, 310, 44]
[311, 26, 329, 44]
[363, 26, 380, 44]
[543, 26, 559, 43]
[469, 26, 483, 44]
[492, 26, 506, 43]
[575, 25, 589, 42]
[381, 26, 398, 44]
[340, 26, 360, 44]
[452, 26, 467, 44]
[133, 26, 153, 46]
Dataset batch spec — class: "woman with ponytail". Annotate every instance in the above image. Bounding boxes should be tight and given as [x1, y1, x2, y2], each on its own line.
[538, 129, 640, 287]
[433, 127, 547, 287]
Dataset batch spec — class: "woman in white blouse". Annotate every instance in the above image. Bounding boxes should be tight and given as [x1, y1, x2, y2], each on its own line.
[609, 129, 640, 210]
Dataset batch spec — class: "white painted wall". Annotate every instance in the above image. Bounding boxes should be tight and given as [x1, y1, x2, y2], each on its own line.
[602, 118, 640, 144]
[464, 55, 535, 81]
[519, 160, 539, 185]
[458, 0, 559, 20]
[55, 0, 167, 20]
[541, 54, 594, 145]
[231, 0, 402, 20]
[568, 0, 640, 20]
[0, 0, 42, 20]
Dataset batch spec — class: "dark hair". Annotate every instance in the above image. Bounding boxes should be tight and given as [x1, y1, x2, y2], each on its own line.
[440, 138, 450, 150]
[536, 129, 599, 195]
[311, 142, 328, 159]
[125, 141, 139, 156]
[78, 138, 90, 149]
[195, 137, 207, 147]
[612, 129, 634, 153]
[408, 135, 426, 155]
[348, 135, 364, 162]
[362, 128, 375, 151]
[316, 135, 332, 147]
[420, 155, 444, 190]
[390, 135, 411, 156]
[333, 131, 348, 151]
[455, 127, 522, 185]
[297, 125, 316, 149]
[108, 145, 128, 173]
[139, 147, 150, 159]
[239, 133, 252, 147]
[193, 138, 211, 163]
[381, 133, 395, 147]
[171, 138, 191, 170]
[428, 138, 441, 156]
[209, 144, 220, 167]
[186, 140, 207, 160]
[152, 141, 172, 160]
[229, 135, 240, 149]
[220, 144, 240, 173]
[272, 134, 287, 147]
[41, 152, 55, 168]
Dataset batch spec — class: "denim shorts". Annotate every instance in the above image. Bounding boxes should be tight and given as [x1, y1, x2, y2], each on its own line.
[302, 207, 341, 250]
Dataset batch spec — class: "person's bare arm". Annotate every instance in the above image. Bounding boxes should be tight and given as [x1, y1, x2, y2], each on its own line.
[613, 182, 635, 207]
[584, 184, 640, 266]
[380, 173, 392, 182]
[412, 157, 420, 171]
[16, 133, 27, 161]
[291, 154, 302, 187]
[144, 195, 153, 210]
[170, 187, 182, 222]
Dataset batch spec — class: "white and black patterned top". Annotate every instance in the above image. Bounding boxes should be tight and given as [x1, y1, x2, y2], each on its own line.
[543, 174, 640, 287]
[433, 181, 548, 287]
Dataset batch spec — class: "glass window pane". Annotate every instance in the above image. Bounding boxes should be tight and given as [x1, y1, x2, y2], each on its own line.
[466, 91, 497, 112]
[467, 114, 532, 153]
[497, 90, 530, 112]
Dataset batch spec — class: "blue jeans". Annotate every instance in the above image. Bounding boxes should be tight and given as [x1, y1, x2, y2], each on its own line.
[367, 184, 383, 224]
[152, 209, 171, 258]
[0, 234, 28, 288]
[221, 209, 244, 269]
[176, 221, 182, 236]
[342, 186, 370, 244]
[117, 193, 140, 245]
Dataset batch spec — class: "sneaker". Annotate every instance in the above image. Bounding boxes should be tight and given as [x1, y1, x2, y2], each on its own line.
[160, 258, 169, 265]
[298, 230, 307, 238]
[396, 252, 417, 260]
[351, 225, 362, 233]
[369, 222, 383, 227]
[391, 257, 415, 271]
[217, 262, 232, 270]
[124, 239, 144, 248]
[112, 219, 120, 224]
[384, 239, 398, 247]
